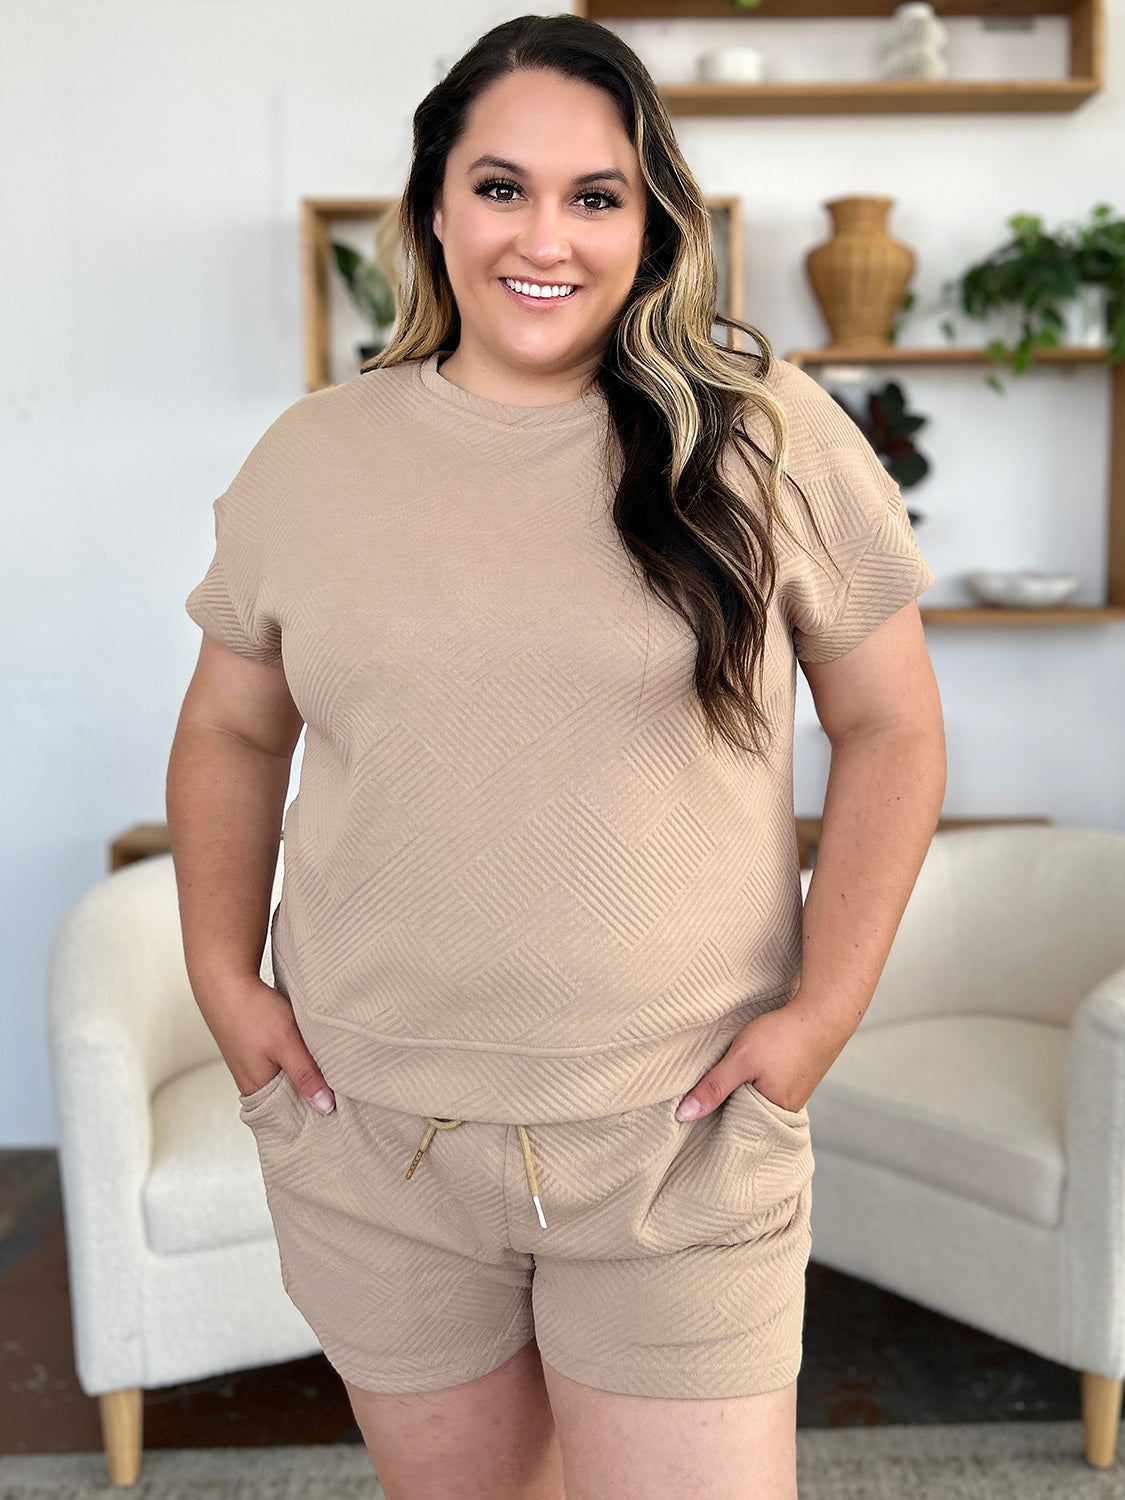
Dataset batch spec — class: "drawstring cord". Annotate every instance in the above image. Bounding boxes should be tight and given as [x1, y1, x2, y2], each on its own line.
[405, 1116, 549, 1229]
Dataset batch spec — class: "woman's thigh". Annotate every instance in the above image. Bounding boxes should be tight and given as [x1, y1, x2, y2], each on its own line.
[518, 1083, 813, 1498]
[541, 1361, 798, 1500]
[343, 1337, 565, 1500]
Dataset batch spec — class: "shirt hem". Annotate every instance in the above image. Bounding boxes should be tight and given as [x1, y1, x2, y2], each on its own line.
[289, 981, 801, 1124]
[299, 983, 799, 1056]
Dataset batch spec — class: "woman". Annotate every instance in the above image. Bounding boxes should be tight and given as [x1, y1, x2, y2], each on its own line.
[168, 13, 945, 1500]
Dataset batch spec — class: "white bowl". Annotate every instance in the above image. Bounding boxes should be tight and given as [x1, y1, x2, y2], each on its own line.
[698, 47, 765, 83]
[963, 570, 1080, 608]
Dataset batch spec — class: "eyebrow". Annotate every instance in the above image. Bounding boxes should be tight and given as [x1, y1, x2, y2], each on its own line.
[466, 154, 630, 189]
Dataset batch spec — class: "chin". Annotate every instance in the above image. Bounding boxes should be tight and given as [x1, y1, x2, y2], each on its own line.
[494, 339, 582, 366]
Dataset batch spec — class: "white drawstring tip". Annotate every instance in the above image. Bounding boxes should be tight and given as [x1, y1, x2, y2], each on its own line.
[532, 1194, 548, 1230]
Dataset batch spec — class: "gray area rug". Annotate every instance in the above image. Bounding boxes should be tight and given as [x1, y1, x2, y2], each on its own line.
[0, 1421, 1119, 1498]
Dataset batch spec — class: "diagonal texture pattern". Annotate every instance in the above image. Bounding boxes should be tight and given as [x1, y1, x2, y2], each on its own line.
[186, 351, 934, 1126]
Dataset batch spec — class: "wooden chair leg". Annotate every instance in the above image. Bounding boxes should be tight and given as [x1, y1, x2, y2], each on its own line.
[1081, 1371, 1122, 1468]
[98, 1387, 143, 1486]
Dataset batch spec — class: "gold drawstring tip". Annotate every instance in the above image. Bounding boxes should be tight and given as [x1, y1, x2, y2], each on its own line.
[405, 1147, 426, 1180]
[406, 1121, 440, 1179]
[532, 1194, 548, 1230]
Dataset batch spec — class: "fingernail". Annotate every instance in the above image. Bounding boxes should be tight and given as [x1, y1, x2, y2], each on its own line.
[676, 1097, 703, 1121]
[311, 1087, 336, 1114]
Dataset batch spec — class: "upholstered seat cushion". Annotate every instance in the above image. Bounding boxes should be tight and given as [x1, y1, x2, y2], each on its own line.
[142, 1060, 275, 1254]
[809, 1013, 1069, 1227]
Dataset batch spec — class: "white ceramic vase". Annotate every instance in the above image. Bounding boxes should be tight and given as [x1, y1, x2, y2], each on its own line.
[1061, 282, 1109, 347]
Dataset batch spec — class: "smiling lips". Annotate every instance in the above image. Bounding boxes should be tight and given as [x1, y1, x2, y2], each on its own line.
[500, 276, 579, 305]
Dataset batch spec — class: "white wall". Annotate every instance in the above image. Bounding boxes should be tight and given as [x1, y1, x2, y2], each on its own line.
[4, 0, 1123, 1146]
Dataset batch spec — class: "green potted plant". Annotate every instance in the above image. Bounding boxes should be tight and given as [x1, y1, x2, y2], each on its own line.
[1070, 203, 1125, 355]
[938, 204, 1125, 393]
[331, 241, 397, 365]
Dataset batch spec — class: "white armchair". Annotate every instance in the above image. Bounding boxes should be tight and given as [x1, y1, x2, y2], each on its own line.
[46, 843, 323, 1487]
[47, 822, 1125, 1481]
[801, 822, 1125, 1469]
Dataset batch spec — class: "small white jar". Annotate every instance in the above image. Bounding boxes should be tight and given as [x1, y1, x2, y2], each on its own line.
[697, 46, 765, 84]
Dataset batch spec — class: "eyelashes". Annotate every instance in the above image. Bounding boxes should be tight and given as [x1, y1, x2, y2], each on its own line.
[471, 176, 624, 213]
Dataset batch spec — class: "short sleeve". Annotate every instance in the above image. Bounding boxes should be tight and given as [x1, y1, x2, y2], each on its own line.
[184, 415, 292, 667]
[764, 361, 936, 664]
[788, 479, 935, 663]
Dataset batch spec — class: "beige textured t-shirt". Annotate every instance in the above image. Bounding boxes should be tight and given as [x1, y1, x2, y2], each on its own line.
[185, 350, 935, 1124]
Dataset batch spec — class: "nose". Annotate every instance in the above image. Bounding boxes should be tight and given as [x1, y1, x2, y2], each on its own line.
[513, 200, 572, 271]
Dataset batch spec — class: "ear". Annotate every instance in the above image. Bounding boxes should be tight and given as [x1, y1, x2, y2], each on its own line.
[432, 194, 443, 245]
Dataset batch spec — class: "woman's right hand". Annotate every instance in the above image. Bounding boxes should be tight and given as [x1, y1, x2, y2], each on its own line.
[201, 974, 337, 1114]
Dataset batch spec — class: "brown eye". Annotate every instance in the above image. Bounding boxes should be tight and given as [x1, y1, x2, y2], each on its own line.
[579, 190, 622, 213]
[473, 177, 520, 202]
[472, 178, 623, 215]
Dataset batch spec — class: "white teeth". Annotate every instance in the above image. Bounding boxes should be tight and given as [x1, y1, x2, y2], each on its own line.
[504, 278, 575, 298]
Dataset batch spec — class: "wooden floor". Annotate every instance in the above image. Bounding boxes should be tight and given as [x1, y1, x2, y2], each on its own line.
[0, 1147, 1083, 1457]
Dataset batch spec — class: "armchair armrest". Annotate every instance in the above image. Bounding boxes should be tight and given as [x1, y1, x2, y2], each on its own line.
[46, 872, 163, 1393]
[1061, 961, 1125, 1370]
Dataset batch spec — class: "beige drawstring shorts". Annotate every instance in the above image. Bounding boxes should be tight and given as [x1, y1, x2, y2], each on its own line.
[237, 1069, 815, 1400]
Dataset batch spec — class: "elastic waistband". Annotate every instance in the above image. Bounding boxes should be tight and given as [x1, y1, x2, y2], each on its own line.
[404, 1117, 549, 1229]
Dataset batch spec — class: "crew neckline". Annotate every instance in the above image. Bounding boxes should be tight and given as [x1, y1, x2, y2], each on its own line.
[416, 350, 606, 429]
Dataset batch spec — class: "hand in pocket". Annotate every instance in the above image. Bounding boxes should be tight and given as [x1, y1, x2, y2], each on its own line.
[194, 974, 336, 1114]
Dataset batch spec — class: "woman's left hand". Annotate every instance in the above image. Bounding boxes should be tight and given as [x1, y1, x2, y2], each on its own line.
[674, 994, 846, 1120]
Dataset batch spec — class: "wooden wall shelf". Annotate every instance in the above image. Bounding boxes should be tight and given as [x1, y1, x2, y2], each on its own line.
[302, 195, 744, 391]
[785, 343, 1125, 622]
[598, 79, 1098, 116]
[573, 0, 1102, 115]
[113, 816, 1052, 874]
[919, 606, 1125, 623]
[786, 344, 1115, 365]
[301, 196, 401, 396]
[300, 201, 1121, 624]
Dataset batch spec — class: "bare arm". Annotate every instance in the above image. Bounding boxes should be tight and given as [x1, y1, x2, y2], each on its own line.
[166, 635, 335, 1110]
[167, 637, 300, 995]
[788, 597, 946, 1048]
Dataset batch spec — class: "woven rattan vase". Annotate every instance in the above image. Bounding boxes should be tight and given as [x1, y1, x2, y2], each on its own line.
[805, 196, 915, 351]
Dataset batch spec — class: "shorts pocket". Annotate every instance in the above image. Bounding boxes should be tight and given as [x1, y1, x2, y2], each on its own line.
[740, 1080, 810, 1132]
[735, 1083, 814, 1229]
[636, 1089, 793, 1254]
[238, 1068, 311, 1157]
[239, 1067, 289, 1111]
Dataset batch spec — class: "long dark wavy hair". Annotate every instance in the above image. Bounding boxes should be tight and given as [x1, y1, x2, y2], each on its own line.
[366, 12, 838, 757]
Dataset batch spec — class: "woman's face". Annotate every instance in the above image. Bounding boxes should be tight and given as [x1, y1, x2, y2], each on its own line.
[432, 68, 649, 393]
